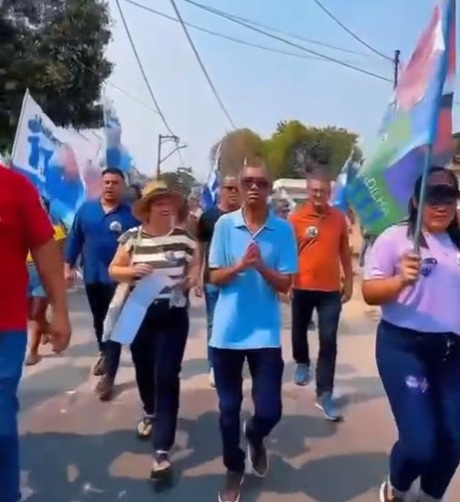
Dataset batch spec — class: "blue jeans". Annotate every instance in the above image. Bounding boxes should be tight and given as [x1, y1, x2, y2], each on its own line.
[376, 320, 460, 499]
[0, 330, 27, 502]
[212, 347, 283, 472]
[204, 284, 219, 369]
[291, 289, 342, 396]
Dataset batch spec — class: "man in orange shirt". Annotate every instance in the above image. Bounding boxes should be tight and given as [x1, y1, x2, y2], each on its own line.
[289, 169, 353, 421]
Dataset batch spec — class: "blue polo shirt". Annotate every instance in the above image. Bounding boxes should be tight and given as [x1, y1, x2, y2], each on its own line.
[209, 208, 298, 349]
[65, 200, 139, 284]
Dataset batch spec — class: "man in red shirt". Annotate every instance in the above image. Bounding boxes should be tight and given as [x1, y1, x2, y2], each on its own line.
[0, 164, 71, 502]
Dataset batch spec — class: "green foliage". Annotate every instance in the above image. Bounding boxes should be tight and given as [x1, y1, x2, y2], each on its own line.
[210, 128, 265, 176]
[265, 120, 363, 179]
[211, 121, 363, 180]
[160, 168, 197, 198]
[0, 0, 112, 153]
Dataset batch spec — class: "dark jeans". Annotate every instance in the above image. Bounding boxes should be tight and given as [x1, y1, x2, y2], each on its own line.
[85, 282, 121, 379]
[291, 289, 342, 396]
[376, 320, 460, 499]
[204, 284, 219, 368]
[131, 300, 189, 452]
[212, 347, 283, 473]
[0, 330, 27, 502]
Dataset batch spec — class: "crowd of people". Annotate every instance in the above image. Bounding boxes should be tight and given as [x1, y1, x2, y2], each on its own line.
[1, 155, 460, 502]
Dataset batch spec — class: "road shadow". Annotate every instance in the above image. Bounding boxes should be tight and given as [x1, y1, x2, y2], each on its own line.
[181, 357, 208, 380]
[21, 396, 386, 502]
[282, 360, 383, 406]
[67, 290, 91, 316]
[253, 451, 387, 502]
[21, 420, 386, 502]
[20, 364, 91, 414]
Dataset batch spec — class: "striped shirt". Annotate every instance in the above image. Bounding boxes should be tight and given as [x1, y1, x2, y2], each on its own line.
[119, 226, 196, 300]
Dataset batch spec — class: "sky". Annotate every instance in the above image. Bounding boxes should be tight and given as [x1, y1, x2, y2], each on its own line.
[105, 0, 459, 181]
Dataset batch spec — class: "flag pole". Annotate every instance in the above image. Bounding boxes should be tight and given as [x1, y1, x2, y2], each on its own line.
[393, 50, 401, 89]
[413, 0, 454, 253]
[10, 88, 29, 164]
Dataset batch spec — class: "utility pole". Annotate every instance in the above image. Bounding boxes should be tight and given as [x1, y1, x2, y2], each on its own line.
[393, 49, 401, 90]
[156, 134, 186, 178]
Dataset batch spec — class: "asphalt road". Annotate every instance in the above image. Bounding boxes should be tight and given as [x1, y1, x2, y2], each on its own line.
[18, 289, 460, 501]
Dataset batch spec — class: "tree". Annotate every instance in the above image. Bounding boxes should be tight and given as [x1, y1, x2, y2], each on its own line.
[0, 0, 112, 152]
[265, 120, 363, 179]
[160, 167, 197, 198]
[210, 128, 265, 176]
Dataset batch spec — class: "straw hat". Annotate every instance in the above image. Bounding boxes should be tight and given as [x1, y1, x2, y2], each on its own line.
[132, 179, 184, 221]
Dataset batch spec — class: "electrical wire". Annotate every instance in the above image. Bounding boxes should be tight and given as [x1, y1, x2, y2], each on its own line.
[114, 0, 176, 135]
[124, 0, 373, 60]
[167, 0, 236, 129]
[102, 81, 160, 115]
[125, 1, 460, 110]
[71, 55, 161, 115]
[184, 0, 393, 83]
[311, 0, 392, 61]
[126, 0, 460, 110]
[124, 0, 329, 63]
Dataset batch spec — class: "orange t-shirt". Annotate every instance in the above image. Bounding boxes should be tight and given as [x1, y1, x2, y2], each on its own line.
[289, 202, 348, 291]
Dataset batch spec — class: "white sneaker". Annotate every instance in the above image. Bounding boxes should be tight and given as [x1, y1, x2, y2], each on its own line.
[209, 368, 215, 388]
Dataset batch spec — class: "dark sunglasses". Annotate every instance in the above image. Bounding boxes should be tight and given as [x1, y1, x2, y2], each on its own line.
[222, 186, 238, 192]
[241, 177, 269, 189]
[424, 186, 459, 206]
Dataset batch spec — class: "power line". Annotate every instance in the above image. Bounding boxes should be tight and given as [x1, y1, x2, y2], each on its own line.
[126, 1, 460, 110]
[71, 55, 161, 115]
[160, 0, 379, 59]
[124, 1, 460, 110]
[104, 81, 160, 114]
[185, 0, 393, 83]
[167, 0, 236, 129]
[311, 0, 392, 61]
[114, 0, 176, 135]
[125, 0, 329, 63]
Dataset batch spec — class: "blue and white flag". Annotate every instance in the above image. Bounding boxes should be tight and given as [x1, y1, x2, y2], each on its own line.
[11, 90, 100, 228]
[202, 144, 221, 210]
[331, 152, 359, 213]
[102, 95, 133, 173]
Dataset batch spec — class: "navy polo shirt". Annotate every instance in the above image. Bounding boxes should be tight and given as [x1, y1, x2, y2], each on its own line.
[65, 200, 139, 284]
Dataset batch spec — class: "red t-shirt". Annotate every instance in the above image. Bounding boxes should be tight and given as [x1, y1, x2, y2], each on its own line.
[0, 166, 54, 331]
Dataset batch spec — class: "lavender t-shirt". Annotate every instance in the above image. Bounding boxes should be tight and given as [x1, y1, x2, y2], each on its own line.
[364, 224, 460, 335]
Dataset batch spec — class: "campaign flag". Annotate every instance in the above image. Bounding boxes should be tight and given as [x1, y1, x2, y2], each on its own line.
[11, 90, 100, 227]
[103, 95, 133, 173]
[348, 0, 456, 235]
[202, 144, 221, 210]
[331, 152, 359, 213]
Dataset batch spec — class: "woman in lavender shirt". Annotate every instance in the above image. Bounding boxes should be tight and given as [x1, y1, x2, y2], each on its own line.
[362, 167, 460, 502]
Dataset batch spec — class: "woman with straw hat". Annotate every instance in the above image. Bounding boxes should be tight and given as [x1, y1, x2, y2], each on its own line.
[109, 179, 197, 484]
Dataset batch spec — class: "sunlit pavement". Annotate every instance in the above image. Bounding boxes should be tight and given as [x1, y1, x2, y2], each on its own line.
[19, 288, 460, 501]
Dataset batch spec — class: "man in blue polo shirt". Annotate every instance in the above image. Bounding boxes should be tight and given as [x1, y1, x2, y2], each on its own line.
[65, 167, 138, 400]
[208, 163, 298, 502]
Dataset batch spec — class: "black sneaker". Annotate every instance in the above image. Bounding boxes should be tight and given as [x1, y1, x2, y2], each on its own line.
[244, 421, 269, 478]
[93, 354, 106, 376]
[379, 481, 405, 502]
[150, 452, 172, 482]
[218, 470, 244, 502]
